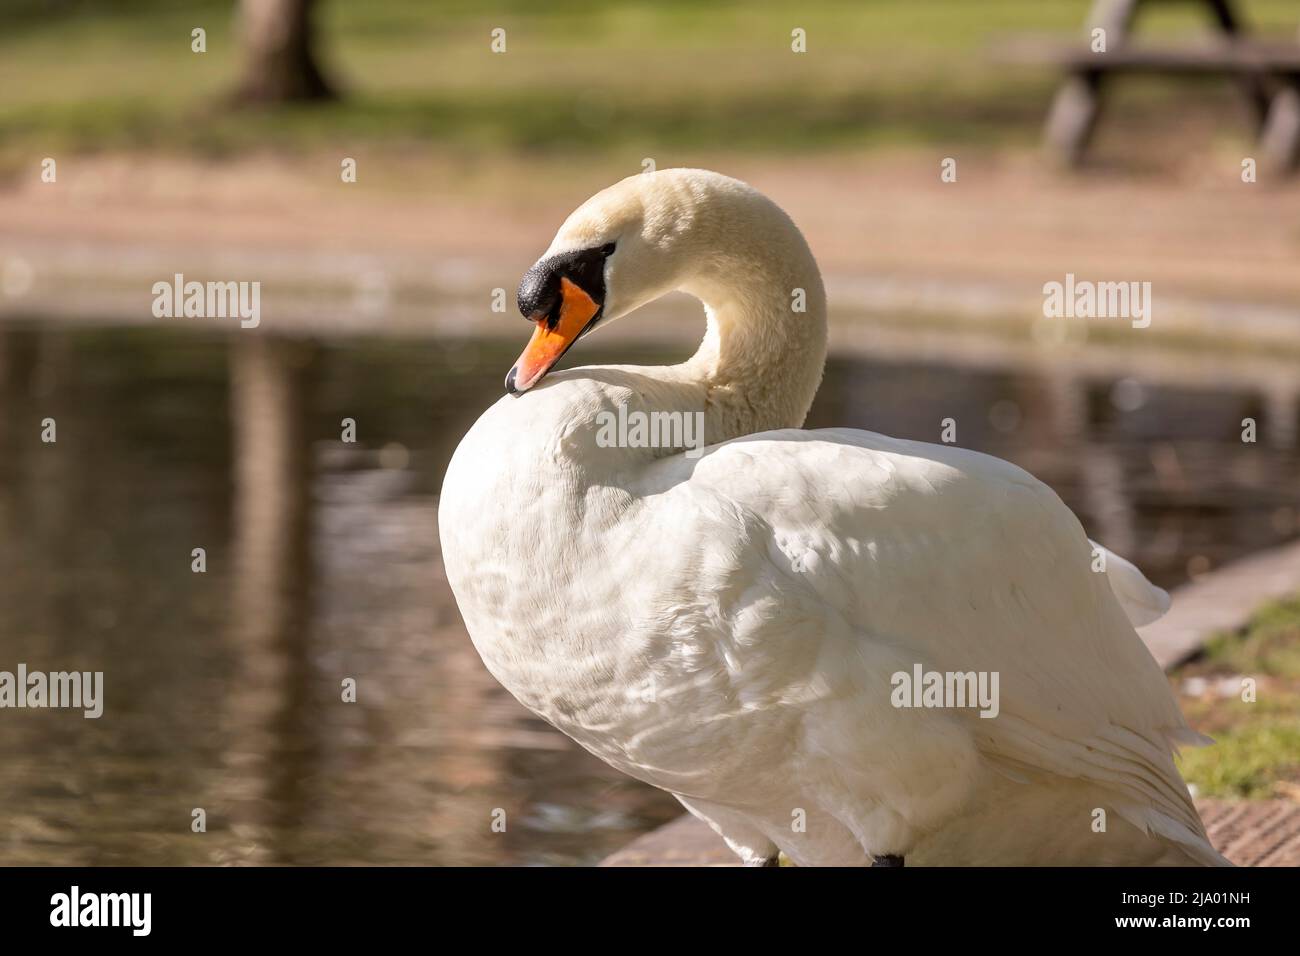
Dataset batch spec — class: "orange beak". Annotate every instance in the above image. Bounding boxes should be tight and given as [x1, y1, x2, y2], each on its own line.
[506, 276, 601, 394]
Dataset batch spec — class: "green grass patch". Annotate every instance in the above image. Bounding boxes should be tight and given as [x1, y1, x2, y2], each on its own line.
[5, 0, 1300, 163]
[1202, 595, 1300, 679]
[1177, 704, 1300, 799]
[1174, 594, 1300, 799]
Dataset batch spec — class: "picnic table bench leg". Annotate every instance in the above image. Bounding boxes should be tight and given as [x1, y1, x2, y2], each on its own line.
[1043, 0, 1141, 166]
[1205, 0, 1274, 129]
[1259, 80, 1300, 173]
[1045, 70, 1105, 166]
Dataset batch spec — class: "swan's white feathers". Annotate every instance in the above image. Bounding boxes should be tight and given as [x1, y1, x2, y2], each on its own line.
[439, 168, 1222, 866]
[630, 427, 1219, 863]
[1091, 541, 1173, 627]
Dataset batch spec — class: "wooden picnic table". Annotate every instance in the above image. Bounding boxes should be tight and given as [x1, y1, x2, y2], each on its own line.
[1025, 0, 1300, 172]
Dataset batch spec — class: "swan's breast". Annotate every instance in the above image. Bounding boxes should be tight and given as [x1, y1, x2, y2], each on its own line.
[436, 379, 814, 793]
[437, 377, 659, 726]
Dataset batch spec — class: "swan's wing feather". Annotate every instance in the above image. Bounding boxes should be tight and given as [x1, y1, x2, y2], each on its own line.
[644, 427, 1213, 855]
[1089, 540, 1172, 627]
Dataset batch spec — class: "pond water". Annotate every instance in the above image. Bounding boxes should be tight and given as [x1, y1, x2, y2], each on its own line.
[0, 323, 1296, 865]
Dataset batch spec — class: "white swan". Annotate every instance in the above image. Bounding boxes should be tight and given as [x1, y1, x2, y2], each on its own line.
[439, 168, 1224, 866]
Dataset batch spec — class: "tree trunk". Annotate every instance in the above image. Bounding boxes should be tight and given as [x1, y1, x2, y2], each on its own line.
[234, 0, 336, 104]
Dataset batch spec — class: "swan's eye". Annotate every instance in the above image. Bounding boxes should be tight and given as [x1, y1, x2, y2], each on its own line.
[516, 244, 614, 324]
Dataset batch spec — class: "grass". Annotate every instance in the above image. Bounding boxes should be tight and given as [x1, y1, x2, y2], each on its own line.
[1174, 595, 1300, 800]
[1202, 596, 1300, 679]
[4, 0, 1300, 168]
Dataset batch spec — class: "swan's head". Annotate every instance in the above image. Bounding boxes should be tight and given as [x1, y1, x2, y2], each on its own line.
[506, 168, 763, 394]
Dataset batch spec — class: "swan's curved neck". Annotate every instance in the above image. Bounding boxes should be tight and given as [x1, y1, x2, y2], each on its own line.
[673, 238, 828, 445]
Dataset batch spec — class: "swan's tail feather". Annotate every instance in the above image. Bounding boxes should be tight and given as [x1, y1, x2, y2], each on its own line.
[1116, 803, 1233, 867]
[1166, 726, 1215, 750]
[985, 716, 1224, 864]
[1090, 540, 1171, 627]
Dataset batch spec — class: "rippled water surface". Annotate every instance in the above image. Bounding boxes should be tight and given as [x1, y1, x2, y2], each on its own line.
[0, 324, 1296, 864]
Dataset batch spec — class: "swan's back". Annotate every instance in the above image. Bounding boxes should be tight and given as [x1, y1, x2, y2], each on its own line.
[627, 427, 1223, 865]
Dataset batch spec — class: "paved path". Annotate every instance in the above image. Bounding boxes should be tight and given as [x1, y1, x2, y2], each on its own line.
[1142, 538, 1300, 670]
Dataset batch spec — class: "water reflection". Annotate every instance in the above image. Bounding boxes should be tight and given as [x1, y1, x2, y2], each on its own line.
[0, 324, 1295, 865]
[222, 336, 319, 863]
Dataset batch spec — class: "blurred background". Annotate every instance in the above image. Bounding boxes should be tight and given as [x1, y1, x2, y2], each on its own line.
[0, 0, 1298, 865]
